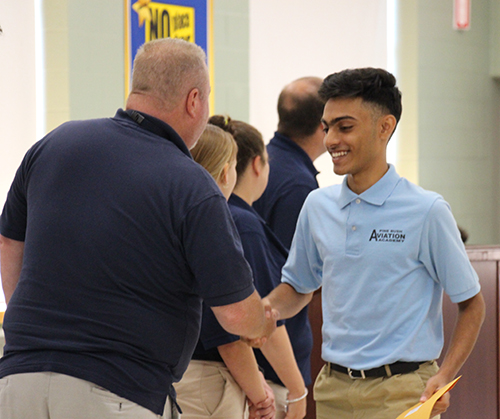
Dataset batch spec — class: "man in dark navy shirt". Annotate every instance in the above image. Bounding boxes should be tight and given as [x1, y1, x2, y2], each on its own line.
[0, 38, 276, 419]
[254, 76, 326, 250]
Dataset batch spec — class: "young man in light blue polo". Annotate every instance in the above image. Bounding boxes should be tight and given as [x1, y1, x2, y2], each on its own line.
[263, 68, 485, 419]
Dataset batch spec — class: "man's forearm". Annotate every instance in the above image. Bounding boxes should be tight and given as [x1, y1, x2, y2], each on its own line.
[420, 291, 485, 417]
[266, 283, 313, 320]
[211, 290, 275, 340]
[437, 291, 485, 381]
[0, 234, 24, 304]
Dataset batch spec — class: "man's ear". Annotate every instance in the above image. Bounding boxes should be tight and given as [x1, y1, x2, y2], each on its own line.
[379, 114, 397, 142]
[186, 87, 200, 118]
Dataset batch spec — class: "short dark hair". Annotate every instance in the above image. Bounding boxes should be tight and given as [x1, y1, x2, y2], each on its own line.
[277, 77, 324, 138]
[318, 68, 402, 122]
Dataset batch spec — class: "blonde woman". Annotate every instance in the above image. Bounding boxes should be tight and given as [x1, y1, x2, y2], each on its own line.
[175, 124, 275, 419]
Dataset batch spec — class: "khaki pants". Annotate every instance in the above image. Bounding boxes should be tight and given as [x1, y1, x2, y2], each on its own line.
[174, 360, 247, 419]
[314, 361, 440, 419]
[266, 381, 288, 419]
[0, 372, 172, 418]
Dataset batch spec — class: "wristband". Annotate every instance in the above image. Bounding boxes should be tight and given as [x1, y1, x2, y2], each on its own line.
[286, 388, 308, 404]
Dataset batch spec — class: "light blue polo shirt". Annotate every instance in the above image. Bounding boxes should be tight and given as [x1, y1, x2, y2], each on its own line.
[282, 164, 480, 370]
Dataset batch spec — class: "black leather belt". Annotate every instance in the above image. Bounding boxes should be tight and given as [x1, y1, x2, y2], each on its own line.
[328, 361, 426, 379]
[192, 352, 224, 362]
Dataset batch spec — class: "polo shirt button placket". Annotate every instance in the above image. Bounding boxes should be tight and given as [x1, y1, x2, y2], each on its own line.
[346, 199, 361, 256]
[352, 200, 359, 232]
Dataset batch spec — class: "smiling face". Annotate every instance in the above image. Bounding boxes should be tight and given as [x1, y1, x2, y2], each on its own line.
[321, 97, 395, 194]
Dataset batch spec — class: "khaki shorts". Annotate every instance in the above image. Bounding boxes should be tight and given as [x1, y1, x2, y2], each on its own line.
[314, 361, 440, 419]
[0, 372, 172, 418]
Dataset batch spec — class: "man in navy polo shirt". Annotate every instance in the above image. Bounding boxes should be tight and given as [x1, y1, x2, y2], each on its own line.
[252, 77, 326, 401]
[254, 76, 326, 250]
[263, 68, 485, 419]
[0, 38, 276, 419]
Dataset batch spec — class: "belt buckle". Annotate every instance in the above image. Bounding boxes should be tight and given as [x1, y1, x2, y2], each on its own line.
[347, 368, 366, 379]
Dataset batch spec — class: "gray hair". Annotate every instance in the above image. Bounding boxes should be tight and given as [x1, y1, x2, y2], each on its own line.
[131, 38, 208, 109]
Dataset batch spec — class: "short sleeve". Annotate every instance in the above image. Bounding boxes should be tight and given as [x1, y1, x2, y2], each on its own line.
[180, 195, 255, 307]
[419, 197, 480, 303]
[281, 197, 323, 293]
[0, 152, 31, 241]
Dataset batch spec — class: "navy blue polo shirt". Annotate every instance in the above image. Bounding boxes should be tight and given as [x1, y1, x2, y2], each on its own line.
[0, 109, 255, 415]
[192, 194, 287, 362]
[229, 194, 312, 386]
[253, 132, 319, 250]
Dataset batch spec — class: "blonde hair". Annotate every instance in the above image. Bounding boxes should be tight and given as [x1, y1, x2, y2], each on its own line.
[131, 38, 208, 110]
[191, 124, 238, 183]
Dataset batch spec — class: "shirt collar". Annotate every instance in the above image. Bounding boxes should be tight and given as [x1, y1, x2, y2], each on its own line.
[115, 109, 192, 159]
[338, 164, 401, 208]
[228, 193, 263, 218]
[270, 132, 319, 177]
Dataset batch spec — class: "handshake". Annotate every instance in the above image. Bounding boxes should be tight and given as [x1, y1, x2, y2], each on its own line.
[221, 283, 312, 348]
[211, 289, 284, 349]
[243, 297, 280, 348]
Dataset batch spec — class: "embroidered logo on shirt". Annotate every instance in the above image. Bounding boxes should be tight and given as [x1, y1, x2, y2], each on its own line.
[369, 229, 406, 242]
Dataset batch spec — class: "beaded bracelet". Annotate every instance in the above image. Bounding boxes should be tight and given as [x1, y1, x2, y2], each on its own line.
[286, 388, 308, 404]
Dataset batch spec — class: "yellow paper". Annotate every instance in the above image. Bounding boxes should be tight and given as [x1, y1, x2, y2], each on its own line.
[395, 376, 461, 419]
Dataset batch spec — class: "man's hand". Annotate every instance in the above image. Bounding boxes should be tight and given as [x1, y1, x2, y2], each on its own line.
[248, 377, 276, 419]
[420, 374, 451, 418]
[243, 300, 280, 348]
[213, 290, 280, 340]
[261, 301, 280, 345]
[420, 292, 484, 417]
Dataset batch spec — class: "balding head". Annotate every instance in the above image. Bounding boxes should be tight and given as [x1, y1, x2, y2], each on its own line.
[277, 77, 324, 140]
[130, 38, 209, 111]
